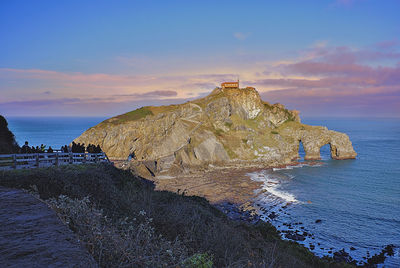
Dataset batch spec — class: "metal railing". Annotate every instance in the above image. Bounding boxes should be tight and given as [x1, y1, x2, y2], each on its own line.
[0, 152, 109, 170]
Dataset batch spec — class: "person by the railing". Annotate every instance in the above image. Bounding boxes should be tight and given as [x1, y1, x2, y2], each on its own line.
[40, 144, 46, 153]
[95, 145, 102, 153]
[71, 142, 76, 153]
[85, 143, 103, 154]
[61, 145, 69, 153]
[21, 141, 30, 154]
[47, 146, 53, 153]
[71, 141, 86, 154]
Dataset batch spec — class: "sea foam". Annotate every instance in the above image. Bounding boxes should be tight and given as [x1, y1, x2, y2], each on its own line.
[249, 171, 299, 203]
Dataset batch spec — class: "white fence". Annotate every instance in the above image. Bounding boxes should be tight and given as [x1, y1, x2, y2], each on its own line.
[0, 152, 109, 170]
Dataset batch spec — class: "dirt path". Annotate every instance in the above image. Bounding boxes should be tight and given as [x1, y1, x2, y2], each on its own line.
[0, 186, 97, 267]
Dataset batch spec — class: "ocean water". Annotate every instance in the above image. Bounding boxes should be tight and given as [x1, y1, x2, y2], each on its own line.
[6, 117, 106, 149]
[5, 116, 400, 265]
[250, 118, 400, 266]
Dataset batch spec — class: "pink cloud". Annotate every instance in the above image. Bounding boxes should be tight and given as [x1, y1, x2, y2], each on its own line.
[119, 90, 178, 98]
[250, 44, 400, 117]
[1, 41, 400, 117]
[375, 39, 399, 49]
[287, 61, 372, 76]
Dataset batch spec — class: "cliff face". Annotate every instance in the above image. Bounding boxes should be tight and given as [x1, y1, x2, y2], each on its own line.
[0, 115, 20, 154]
[74, 87, 356, 176]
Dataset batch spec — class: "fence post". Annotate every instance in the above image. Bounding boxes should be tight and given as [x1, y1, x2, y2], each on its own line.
[83, 152, 86, 164]
[35, 154, 39, 168]
[69, 152, 73, 164]
[95, 153, 99, 163]
[55, 153, 59, 166]
[13, 154, 17, 169]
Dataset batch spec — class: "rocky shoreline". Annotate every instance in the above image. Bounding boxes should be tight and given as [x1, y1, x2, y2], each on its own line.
[147, 162, 396, 267]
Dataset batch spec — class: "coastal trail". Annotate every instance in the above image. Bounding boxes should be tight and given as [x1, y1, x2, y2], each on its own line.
[0, 186, 97, 267]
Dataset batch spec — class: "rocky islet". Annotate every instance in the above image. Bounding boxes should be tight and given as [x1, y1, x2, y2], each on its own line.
[75, 86, 357, 178]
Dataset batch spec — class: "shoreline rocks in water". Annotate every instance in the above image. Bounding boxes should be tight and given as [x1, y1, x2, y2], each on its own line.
[147, 162, 396, 267]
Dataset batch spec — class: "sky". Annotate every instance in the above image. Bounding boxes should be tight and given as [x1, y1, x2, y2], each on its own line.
[1, 0, 400, 117]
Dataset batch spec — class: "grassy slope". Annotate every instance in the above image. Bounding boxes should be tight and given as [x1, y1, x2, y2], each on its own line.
[0, 164, 352, 267]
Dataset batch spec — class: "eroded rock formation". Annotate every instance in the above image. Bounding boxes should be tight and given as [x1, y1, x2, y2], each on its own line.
[74, 87, 356, 176]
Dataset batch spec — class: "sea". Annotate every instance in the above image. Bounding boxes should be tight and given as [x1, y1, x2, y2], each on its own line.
[7, 117, 107, 149]
[5, 116, 400, 266]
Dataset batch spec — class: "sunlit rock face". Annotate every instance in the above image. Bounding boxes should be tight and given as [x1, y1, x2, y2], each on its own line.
[74, 87, 356, 177]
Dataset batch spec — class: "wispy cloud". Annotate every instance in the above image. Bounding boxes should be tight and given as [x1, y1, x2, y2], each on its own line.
[119, 90, 178, 98]
[251, 43, 400, 117]
[1, 41, 399, 117]
[233, 32, 249, 41]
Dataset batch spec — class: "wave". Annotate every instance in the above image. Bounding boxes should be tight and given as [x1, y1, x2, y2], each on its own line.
[273, 166, 293, 171]
[272, 162, 323, 172]
[266, 185, 298, 203]
[249, 172, 299, 203]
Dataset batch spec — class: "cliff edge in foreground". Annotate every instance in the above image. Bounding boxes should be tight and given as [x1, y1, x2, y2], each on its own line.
[74, 87, 356, 176]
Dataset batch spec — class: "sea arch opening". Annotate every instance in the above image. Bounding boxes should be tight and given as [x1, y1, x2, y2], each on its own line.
[298, 140, 306, 161]
[298, 140, 338, 160]
[319, 143, 332, 160]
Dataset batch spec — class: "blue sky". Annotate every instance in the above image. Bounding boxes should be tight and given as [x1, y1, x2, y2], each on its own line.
[1, 0, 399, 117]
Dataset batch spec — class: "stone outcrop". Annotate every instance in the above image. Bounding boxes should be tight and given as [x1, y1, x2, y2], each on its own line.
[74, 87, 356, 177]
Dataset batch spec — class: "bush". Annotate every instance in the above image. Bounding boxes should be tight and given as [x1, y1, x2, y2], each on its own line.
[183, 253, 213, 268]
[224, 122, 233, 128]
[48, 195, 188, 267]
[214, 128, 224, 136]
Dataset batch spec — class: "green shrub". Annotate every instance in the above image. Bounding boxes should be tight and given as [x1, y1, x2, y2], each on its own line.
[214, 128, 224, 136]
[271, 131, 279, 135]
[183, 253, 213, 268]
[224, 122, 233, 128]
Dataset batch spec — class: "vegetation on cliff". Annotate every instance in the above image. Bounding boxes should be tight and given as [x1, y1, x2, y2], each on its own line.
[0, 164, 352, 267]
[0, 115, 19, 154]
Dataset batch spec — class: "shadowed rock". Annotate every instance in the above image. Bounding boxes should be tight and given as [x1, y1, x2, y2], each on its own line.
[0, 115, 20, 154]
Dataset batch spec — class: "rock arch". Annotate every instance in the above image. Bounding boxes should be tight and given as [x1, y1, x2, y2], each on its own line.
[299, 128, 357, 160]
[303, 141, 335, 160]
